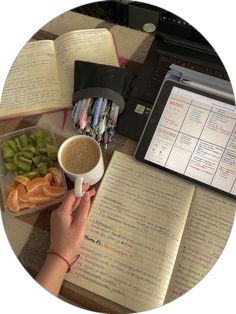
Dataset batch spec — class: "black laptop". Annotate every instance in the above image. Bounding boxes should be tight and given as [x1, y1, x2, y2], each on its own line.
[116, 8, 229, 140]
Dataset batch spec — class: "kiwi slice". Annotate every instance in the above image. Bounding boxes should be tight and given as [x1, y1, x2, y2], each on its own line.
[1, 130, 57, 176]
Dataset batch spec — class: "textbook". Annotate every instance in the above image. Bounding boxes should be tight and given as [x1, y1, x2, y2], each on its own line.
[0, 29, 119, 120]
[65, 151, 235, 312]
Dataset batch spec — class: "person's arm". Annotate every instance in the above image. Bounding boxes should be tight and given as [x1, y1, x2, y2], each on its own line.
[35, 252, 68, 296]
[36, 185, 95, 296]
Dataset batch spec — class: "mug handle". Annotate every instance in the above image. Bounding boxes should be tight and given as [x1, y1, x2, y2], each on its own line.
[74, 176, 84, 198]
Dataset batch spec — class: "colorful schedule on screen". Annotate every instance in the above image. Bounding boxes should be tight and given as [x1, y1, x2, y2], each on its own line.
[145, 86, 236, 195]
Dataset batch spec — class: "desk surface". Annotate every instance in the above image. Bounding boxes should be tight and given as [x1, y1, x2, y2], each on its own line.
[0, 11, 151, 314]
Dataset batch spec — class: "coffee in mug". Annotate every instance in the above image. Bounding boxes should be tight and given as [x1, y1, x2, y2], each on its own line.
[61, 137, 100, 174]
[58, 135, 104, 197]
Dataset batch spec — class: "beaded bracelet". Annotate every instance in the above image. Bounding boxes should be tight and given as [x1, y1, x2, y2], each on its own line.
[47, 250, 80, 273]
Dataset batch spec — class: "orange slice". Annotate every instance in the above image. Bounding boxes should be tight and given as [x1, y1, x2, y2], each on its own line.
[27, 186, 44, 197]
[6, 182, 18, 192]
[15, 175, 30, 186]
[45, 173, 53, 183]
[26, 177, 48, 192]
[16, 183, 28, 202]
[49, 167, 63, 186]
[27, 195, 52, 205]
[42, 185, 65, 198]
[7, 190, 20, 212]
[19, 200, 36, 210]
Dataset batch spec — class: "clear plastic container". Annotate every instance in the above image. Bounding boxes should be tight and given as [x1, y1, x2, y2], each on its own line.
[0, 125, 67, 216]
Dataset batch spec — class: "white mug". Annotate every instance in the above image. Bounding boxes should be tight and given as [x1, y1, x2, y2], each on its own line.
[58, 135, 104, 197]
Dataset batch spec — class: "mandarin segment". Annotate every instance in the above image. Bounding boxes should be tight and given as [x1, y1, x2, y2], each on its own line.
[6, 182, 19, 192]
[15, 175, 30, 186]
[26, 177, 48, 192]
[19, 200, 36, 210]
[27, 186, 44, 197]
[7, 189, 20, 212]
[44, 173, 53, 183]
[27, 195, 52, 205]
[16, 183, 28, 202]
[49, 167, 63, 186]
[42, 185, 65, 198]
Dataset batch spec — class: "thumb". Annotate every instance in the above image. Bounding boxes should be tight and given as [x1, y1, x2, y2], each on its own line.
[73, 189, 96, 224]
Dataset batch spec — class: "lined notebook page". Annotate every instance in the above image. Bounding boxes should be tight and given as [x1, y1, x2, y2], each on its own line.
[165, 187, 235, 303]
[0, 41, 61, 118]
[55, 29, 119, 106]
[66, 151, 195, 311]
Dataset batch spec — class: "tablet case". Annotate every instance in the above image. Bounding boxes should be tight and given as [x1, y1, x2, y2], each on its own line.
[164, 64, 234, 102]
[135, 66, 235, 199]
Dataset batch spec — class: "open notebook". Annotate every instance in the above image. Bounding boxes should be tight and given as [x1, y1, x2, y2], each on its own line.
[0, 29, 119, 120]
[65, 151, 235, 312]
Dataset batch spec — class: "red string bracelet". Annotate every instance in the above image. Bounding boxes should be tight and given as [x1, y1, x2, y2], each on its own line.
[47, 250, 80, 273]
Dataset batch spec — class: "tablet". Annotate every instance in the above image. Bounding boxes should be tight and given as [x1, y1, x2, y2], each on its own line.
[135, 80, 236, 199]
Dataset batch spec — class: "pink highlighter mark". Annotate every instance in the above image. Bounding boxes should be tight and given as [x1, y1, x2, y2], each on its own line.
[172, 289, 185, 297]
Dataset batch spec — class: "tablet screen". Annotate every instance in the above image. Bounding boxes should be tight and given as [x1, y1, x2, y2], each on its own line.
[143, 85, 236, 197]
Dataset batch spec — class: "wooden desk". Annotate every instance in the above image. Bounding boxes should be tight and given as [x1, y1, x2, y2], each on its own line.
[0, 11, 151, 313]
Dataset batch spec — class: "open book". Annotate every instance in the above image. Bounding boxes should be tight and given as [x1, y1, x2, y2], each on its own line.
[0, 29, 119, 120]
[66, 151, 235, 312]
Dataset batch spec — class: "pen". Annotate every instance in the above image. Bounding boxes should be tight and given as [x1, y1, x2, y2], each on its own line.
[108, 127, 115, 143]
[85, 115, 92, 135]
[92, 97, 103, 127]
[103, 129, 109, 150]
[72, 97, 120, 149]
[73, 99, 86, 127]
[96, 116, 107, 142]
[182, 79, 235, 102]
[109, 102, 119, 127]
[72, 101, 78, 117]
[101, 98, 108, 116]
[79, 98, 91, 130]
[88, 97, 96, 116]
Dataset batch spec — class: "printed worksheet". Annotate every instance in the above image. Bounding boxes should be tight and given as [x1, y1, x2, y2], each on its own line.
[145, 87, 236, 195]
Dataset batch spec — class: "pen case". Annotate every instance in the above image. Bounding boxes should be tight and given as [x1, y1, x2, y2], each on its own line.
[72, 60, 135, 114]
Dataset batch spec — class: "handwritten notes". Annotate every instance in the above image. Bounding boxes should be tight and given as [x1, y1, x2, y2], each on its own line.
[165, 187, 235, 303]
[0, 29, 119, 119]
[0, 41, 61, 118]
[55, 29, 119, 106]
[66, 151, 195, 311]
[65, 151, 235, 311]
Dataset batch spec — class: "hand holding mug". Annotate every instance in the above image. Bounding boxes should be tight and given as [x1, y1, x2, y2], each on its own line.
[58, 135, 104, 197]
